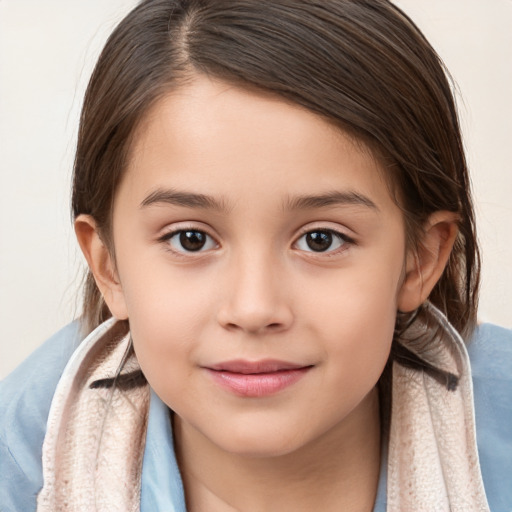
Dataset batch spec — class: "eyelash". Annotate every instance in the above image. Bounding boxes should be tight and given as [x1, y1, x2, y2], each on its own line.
[157, 226, 355, 257]
[293, 228, 355, 256]
[158, 227, 218, 255]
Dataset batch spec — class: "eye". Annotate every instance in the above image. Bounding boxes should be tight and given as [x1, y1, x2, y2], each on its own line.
[163, 229, 217, 253]
[295, 229, 350, 253]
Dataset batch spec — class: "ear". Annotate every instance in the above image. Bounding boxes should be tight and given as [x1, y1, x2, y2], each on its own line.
[74, 214, 129, 320]
[397, 211, 459, 312]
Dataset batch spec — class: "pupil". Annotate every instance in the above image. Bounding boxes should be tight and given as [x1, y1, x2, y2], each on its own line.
[306, 231, 332, 252]
[180, 231, 206, 251]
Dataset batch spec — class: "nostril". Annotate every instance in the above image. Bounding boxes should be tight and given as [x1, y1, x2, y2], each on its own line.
[217, 302, 294, 334]
[223, 321, 285, 334]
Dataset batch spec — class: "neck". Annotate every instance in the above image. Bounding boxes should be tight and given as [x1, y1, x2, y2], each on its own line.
[174, 388, 381, 512]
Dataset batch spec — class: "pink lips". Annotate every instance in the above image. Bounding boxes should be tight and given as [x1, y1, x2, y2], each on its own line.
[205, 359, 312, 398]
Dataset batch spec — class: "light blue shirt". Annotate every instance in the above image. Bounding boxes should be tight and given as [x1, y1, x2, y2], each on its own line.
[1, 322, 511, 511]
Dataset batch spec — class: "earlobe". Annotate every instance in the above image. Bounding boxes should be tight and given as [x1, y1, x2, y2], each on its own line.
[74, 215, 129, 320]
[397, 211, 459, 312]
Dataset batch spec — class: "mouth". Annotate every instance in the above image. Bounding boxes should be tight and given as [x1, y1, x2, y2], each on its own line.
[204, 359, 314, 398]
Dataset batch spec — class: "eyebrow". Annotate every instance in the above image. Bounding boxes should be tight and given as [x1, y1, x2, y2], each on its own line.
[140, 188, 229, 212]
[284, 191, 379, 212]
[139, 187, 378, 213]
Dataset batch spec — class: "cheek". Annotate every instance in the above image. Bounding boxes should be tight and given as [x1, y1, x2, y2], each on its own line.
[117, 239, 216, 330]
[302, 247, 402, 331]
[117, 262, 217, 395]
[317, 292, 394, 383]
[308, 299, 394, 422]
[300, 252, 402, 393]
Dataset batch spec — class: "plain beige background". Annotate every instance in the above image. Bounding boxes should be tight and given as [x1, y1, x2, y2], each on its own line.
[1, 1, 511, 378]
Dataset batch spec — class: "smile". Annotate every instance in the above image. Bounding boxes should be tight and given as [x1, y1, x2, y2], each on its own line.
[204, 360, 313, 398]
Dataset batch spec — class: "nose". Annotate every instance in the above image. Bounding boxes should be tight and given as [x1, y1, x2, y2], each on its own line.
[216, 250, 294, 335]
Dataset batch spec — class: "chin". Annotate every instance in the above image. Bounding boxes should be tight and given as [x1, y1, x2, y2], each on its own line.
[206, 419, 314, 459]
[224, 436, 304, 459]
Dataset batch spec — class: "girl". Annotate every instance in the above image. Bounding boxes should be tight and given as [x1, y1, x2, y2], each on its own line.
[1, 1, 511, 511]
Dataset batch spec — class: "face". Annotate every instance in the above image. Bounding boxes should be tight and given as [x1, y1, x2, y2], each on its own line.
[107, 75, 408, 457]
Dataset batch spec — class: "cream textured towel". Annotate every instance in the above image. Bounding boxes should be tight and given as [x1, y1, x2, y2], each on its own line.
[37, 319, 150, 512]
[388, 305, 489, 511]
[37, 305, 490, 511]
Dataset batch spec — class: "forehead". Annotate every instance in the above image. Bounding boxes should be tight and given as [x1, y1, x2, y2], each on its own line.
[121, 74, 397, 214]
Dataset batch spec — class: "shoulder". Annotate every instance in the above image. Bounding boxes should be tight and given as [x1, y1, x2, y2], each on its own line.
[0, 322, 83, 512]
[467, 323, 512, 511]
[468, 323, 512, 378]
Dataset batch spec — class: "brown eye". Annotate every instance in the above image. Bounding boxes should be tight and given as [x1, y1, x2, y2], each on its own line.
[305, 231, 333, 252]
[295, 229, 350, 253]
[164, 229, 217, 253]
[180, 231, 207, 251]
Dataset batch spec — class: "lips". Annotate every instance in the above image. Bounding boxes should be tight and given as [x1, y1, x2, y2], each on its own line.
[204, 359, 313, 397]
[208, 359, 308, 374]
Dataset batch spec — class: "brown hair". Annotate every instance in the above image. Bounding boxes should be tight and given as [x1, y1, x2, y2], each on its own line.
[72, 0, 480, 351]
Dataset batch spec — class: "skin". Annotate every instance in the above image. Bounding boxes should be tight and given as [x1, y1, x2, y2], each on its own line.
[76, 74, 458, 512]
